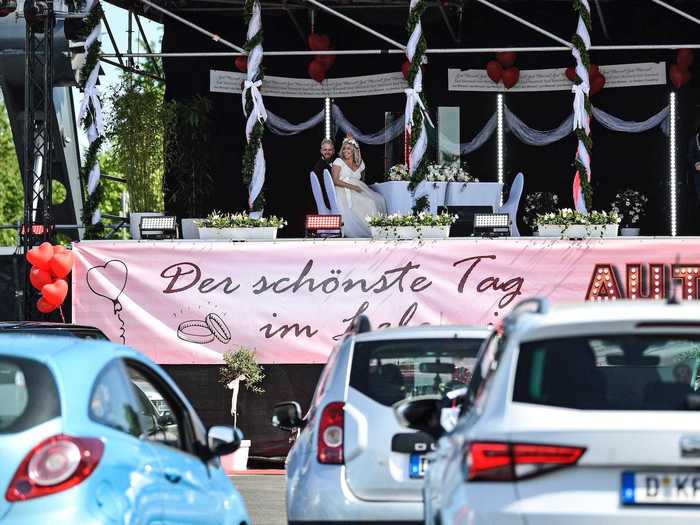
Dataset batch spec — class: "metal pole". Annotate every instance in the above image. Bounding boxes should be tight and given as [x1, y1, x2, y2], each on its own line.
[140, 0, 247, 53]
[127, 9, 134, 68]
[651, 0, 700, 27]
[474, 0, 572, 48]
[303, 0, 406, 50]
[135, 14, 163, 77]
[102, 13, 125, 67]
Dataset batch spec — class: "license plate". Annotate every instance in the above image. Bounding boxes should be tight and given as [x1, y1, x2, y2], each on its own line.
[409, 453, 429, 479]
[622, 471, 700, 505]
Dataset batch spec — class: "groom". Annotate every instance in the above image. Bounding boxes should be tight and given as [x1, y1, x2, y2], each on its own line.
[311, 139, 336, 210]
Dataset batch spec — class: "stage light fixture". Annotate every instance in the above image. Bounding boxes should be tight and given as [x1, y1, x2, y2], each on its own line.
[669, 91, 677, 237]
[474, 213, 510, 237]
[497, 93, 504, 206]
[305, 214, 342, 238]
[139, 216, 178, 240]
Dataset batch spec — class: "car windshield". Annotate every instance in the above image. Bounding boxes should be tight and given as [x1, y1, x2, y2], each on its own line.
[350, 338, 483, 406]
[0, 356, 60, 432]
[514, 334, 700, 411]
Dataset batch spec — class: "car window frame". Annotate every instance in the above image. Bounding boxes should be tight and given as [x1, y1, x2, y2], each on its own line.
[123, 359, 202, 458]
[88, 358, 143, 438]
[461, 331, 504, 415]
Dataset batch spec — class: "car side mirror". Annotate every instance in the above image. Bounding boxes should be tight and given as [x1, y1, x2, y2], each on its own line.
[394, 396, 445, 439]
[207, 426, 243, 458]
[157, 412, 175, 426]
[272, 401, 304, 431]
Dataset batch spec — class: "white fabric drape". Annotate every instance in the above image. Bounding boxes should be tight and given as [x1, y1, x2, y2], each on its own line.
[592, 106, 670, 135]
[332, 104, 405, 145]
[265, 109, 325, 135]
[505, 108, 574, 146]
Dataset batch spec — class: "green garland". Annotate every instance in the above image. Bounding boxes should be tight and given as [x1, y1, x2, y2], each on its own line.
[571, 0, 593, 211]
[77, 0, 104, 238]
[406, 0, 430, 213]
[241, 0, 265, 211]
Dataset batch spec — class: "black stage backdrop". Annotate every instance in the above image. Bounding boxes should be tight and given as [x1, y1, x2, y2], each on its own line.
[161, 2, 700, 237]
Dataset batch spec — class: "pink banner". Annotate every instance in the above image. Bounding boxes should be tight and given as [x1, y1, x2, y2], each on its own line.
[72, 238, 700, 364]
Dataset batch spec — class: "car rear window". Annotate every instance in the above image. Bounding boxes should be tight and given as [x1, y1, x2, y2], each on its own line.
[514, 335, 700, 411]
[0, 356, 60, 432]
[350, 338, 483, 406]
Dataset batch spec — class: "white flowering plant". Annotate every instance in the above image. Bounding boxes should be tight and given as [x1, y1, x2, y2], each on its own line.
[611, 189, 648, 227]
[522, 192, 560, 227]
[425, 163, 478, 183]
[195, 210, 287, 229]
[385, 164, 410, 182]
[366, 212, 457, 227]
[535, 208, 621, 226]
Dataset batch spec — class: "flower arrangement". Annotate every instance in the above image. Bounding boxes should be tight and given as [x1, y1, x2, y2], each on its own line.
[425, 163, 478, 183]
[367, 212, 457, 227]
[385, 163, 410, 181]
[611, 189, 648, 227]
[195, 210, 287, 229]
[535, 208, 621, 226]
[522, 192, 560, 228]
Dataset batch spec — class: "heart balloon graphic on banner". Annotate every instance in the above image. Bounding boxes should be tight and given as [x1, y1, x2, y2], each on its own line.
[87, 259, 129, 343]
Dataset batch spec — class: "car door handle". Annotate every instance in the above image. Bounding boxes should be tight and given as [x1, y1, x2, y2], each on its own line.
[164, 471, 182, 484]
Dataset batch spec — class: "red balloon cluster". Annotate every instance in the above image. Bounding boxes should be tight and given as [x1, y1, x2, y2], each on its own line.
[307, 33, 336, 83]
[26, 242, 74, 314]
[485, 52, 520, 89]
[564, 64, 606, 96]
[670, 49, 694, 89]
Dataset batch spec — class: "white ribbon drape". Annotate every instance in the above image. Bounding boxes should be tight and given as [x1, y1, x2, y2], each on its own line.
[571, 0, 592, 213]
[265, 109, 325, 136]
[332, 104, 405, 145]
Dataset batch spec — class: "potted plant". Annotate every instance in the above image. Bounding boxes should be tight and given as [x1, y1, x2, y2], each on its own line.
[522, 192, 559, 235]
[536, 209, 620, 239]
[195, 210, 287, 240]
[367, 211, 457, 240]
[611, 189, 647, 236]
[107, 74, 170, 240]
[218, 346, 265, 473]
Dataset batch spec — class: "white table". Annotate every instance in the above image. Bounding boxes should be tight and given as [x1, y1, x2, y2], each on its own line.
[445, 182, 503, 210]
[371, 181, 414, 215]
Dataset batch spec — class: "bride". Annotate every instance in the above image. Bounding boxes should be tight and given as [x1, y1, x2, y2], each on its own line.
[331, 135, 387, 237]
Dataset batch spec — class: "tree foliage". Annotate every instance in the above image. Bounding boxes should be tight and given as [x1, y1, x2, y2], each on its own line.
[0, 102, 22, 246]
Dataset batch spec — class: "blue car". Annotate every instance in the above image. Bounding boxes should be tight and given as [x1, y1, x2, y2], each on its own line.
[0, 335, 251, 524]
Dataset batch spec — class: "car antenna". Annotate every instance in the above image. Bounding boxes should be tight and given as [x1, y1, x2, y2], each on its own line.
[667, 254, 680, 305]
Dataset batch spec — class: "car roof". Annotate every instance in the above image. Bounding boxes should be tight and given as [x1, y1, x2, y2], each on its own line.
[0, 334, 141, 364]
[352, 324, 491, 343]
[510, 300, 700, 340]
[0, 321, 103, 331]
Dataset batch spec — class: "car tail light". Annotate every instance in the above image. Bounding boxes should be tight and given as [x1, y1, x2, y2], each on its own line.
[317, 402, 344, 464]
[464, 441, 585, 482]
[5, 435, 104, 502]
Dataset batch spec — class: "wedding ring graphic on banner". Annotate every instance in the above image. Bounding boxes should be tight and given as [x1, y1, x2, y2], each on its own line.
[177, 313, 231, 345]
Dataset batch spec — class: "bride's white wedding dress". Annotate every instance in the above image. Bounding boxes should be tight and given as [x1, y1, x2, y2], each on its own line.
[332, 158, 387, 237]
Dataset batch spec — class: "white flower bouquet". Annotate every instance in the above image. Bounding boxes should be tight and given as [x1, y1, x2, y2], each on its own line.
[425, 163, 478, 183]
[196, 210, 287, 229]
[522, 192, 559, 228]
[611, 189, 648, 227]
[535, 208, 620, 226]
[385, 164, 410, 182]
[367, 212, 457, 227]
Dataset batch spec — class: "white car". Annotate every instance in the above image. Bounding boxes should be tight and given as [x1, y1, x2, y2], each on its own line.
[407, 298, 700, 525]
[272, 317, 490, 524]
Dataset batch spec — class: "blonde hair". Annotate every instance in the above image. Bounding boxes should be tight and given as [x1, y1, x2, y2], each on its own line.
[341, 138, 361, 167]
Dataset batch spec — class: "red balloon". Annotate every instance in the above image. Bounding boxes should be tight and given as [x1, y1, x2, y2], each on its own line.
[316, 53, 336, 70]
[565, 67, 577, 82]
[53, 244, 67, 253]
[50, 251, 74, 279]
[486, 60, 503, 83]
[308, 59, 327, 83]
[308, 33, 330, 51]
[30, 267, 53, 291]
[36, 297, 58, 314]
[588, 64, 600, 78]
[502, 67, 520, 89]
[26, 242, 54, 271]
[234, 56, 247, 72]
[42, 278, 68, 307]
[590, 74, 606, 95]
[401, 60, 411, 81]
[496, 52, 517, 69]
[670, 64, 687, 89]
[677, 48, 694, 70]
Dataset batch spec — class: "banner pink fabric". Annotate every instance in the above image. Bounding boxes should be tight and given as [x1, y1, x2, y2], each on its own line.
[72, 239, 700, 364]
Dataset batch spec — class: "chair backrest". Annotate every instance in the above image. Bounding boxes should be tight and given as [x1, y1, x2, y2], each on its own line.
[309, 171, 331, 215]
[497, 172, 524, 236]
[323, 169, 341, 215]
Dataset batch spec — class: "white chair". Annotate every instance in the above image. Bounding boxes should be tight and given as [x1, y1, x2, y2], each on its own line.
[309, 171, 331, 215]
[322, 169, 341, 215]
[496, 172, 524, 237]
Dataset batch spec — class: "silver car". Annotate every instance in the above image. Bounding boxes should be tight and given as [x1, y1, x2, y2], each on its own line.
[272, 317, 490, 524]
[403, 298, 700, 525]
